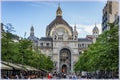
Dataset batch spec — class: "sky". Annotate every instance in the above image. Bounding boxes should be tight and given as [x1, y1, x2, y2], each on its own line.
[1, 0, 107, 38]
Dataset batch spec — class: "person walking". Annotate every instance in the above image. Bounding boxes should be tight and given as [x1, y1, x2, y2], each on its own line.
[72, 73, 77, 80]
[47, 72, 52, 79]
[15, 74, 19, 79]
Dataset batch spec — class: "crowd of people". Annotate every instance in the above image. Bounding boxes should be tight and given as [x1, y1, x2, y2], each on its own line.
[1, 71, 46, 79]
[2, 73, 39, 79]
[2, 71, 118, 79]
[46, 71, 119, 79]
[47, 72, 79, 79]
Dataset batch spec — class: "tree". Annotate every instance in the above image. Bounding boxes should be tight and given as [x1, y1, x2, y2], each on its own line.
[18, 39, 54, 71]
[1, 23, 54, 71]
[1, 23, 17, 62]
[74, 23, 118, 78]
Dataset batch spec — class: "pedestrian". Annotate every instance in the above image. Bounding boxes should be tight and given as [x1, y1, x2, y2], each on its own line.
[3, 74, 9, 79]
[47, 72, 52, 79]
[72, 73, 77, 79]
[27, 75, 31, 80]
[20, 72, 24, 79]
[69, 73, 72, 79]
[63, 74, 66, 78]
[15, 74, 19, 79]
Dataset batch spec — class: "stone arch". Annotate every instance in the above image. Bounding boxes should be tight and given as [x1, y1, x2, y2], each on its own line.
[58, 46, 73, 54]
[60, 63, 69, 73]
[59, 47, 72, 73]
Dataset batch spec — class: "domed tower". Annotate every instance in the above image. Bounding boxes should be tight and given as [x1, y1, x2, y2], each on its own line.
[46, 3, 73, 40]
[92, 23, 99, 38]
[28, 25, 38, 51]
[92, 23, 99, 43]
[28, 25, 38, 42]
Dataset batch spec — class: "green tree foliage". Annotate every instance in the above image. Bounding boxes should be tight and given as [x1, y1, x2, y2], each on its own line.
[1, 23, 54, 71]
[74, 23, 118, 73]
[18, 39, 54, 71]
[1, 23, 17, 62]
[2, 35, 54, 71]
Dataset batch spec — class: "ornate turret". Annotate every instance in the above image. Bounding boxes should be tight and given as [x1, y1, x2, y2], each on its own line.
[93, 23, 99, 37]
[73, 24, 78, 40]
[74, 24, 78, 34]
[92, 23, 99, 43]
[28, 25, 38, 42]
[56, 3, 62, 16]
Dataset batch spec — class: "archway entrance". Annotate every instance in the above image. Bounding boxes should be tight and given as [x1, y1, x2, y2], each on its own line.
[60, 48, 71, 73]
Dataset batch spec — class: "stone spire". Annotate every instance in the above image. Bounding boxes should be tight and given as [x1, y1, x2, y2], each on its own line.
[74, 24, 76, 31]
[73, 24, 78, 40]
[30, 25, 34, 36]
[74, 24, 78, 34]
[56, 2, 62, 16]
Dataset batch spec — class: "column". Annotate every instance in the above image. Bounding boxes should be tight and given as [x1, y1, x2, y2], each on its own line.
[71, 53, 73, 72]
[58, 52, 60, 72]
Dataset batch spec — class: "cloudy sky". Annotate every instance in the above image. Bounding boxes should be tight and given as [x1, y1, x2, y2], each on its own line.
[1, 0, 107, 38]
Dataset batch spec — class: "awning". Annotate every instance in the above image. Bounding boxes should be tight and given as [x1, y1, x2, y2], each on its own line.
[23, 65, 38, 71]
[1, 61, 42, 71]
[1, 61, 25, 70]
[1, 63, 13, 70]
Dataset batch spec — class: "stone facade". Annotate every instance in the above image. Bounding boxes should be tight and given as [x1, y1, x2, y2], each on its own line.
[28, 5, 99, 73]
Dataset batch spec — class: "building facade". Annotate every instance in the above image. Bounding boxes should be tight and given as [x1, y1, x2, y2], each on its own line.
[102, 1, 119, 33]
[28, 5, 99, 73]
